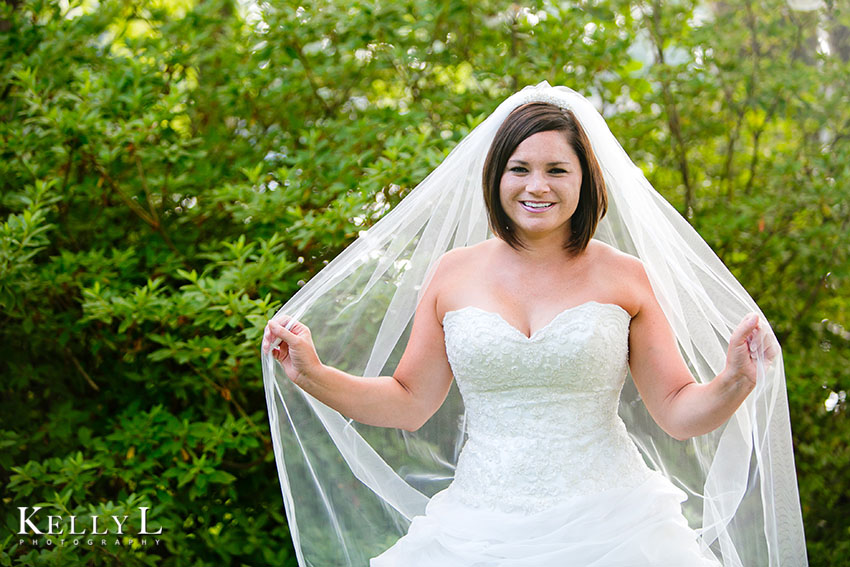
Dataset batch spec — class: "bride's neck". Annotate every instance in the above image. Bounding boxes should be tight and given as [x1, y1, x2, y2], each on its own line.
[503, 235, 581, 270]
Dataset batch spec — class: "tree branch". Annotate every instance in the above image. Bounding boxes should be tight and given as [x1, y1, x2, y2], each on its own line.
[290, 37, 332, 116]
[92, 156, 181, 256]
[65, 347, 100, 392]
[647, 1, 694, 217]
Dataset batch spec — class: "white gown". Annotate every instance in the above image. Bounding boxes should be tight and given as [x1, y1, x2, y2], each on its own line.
[371, 301, 722, 567]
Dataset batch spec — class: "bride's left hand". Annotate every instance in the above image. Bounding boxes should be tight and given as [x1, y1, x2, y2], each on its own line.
[723, 313, 777, 390]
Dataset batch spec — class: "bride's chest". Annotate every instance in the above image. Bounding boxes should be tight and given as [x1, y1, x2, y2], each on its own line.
[441, 301, 631, 395]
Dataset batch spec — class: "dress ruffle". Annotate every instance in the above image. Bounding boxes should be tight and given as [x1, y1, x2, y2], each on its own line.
[371, 472, 721, 567]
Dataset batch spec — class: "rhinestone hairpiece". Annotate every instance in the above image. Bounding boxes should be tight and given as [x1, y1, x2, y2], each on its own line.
[514, 91, 571, 110]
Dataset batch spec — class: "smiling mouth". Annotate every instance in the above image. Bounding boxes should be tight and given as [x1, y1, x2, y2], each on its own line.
[520, 201, 555, 211]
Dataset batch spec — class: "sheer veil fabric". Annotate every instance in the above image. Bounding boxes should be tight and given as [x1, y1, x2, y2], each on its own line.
[261, 83, 807, 566]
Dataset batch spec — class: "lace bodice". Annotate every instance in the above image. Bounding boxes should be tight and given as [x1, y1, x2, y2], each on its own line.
[442, 301, 652, 513]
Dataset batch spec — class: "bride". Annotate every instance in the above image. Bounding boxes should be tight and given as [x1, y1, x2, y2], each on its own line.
[261, 84, 806, 566]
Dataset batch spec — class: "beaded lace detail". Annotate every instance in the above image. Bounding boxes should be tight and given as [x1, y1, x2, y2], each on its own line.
[442, 301, 652, 514]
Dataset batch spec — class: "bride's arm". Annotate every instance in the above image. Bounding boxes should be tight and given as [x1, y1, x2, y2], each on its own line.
[623, 257, 764, 441]
[263, 254, 457, 432]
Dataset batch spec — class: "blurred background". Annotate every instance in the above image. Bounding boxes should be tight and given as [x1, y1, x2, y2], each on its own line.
[1, 0, 847, 565]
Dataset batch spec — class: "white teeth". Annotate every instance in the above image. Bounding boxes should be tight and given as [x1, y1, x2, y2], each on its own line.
[522, 201, 553, 209]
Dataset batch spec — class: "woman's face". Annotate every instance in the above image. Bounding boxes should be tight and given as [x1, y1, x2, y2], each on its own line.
[498, 130, 582, 244]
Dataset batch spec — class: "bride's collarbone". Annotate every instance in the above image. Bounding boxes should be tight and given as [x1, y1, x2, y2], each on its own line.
[438, 245, 628, 325]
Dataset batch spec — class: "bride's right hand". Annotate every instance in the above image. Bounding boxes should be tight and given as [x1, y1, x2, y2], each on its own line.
[262, 315, 322, 386]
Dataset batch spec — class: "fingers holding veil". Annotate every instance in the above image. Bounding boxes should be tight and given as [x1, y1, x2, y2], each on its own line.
[263, 315, 320, 384]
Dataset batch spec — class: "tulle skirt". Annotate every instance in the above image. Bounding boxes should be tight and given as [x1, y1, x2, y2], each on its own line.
[371, 472, 721, 567]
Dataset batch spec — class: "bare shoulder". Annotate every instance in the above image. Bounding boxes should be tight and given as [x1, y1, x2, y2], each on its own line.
[418, 240, 491, 300]
[432, 240, 496, 279]
[426, 240, 498, 317]
[585, 240, 640, 272]
[585, 241, 653, 314]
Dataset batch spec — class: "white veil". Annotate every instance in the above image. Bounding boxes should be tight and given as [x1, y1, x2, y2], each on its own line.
[261, 83, 807, 567]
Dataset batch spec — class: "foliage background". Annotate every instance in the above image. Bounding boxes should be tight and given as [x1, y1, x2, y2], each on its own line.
[1, 0, 847, 565]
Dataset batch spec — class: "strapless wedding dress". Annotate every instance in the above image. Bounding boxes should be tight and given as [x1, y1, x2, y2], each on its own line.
[371, 301, 721, 567]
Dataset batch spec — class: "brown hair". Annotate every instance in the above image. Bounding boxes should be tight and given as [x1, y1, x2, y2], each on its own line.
[482, 102, 607, 253]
